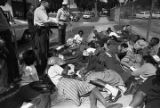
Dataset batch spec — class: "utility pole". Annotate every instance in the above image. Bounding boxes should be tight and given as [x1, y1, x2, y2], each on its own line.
[146, 0, 155, 40]
[95, 0, 98, 17]
[119, 3, 121, 26]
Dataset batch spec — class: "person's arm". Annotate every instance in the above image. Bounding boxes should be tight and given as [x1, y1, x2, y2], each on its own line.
[129, 90, 146, 108]
[131, 64, 146, 77]
[56, 9, 61, 23]
[121, 57, 132, 68]
[36, 9, 56, 24]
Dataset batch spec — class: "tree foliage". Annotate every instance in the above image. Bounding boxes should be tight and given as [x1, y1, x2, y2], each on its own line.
[74, 0, 95, 11]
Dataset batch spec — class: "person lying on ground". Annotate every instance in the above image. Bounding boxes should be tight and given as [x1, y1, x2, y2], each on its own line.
[131, 55, 157, 81]
[124, 55, 158, 95]
[116, 43, 129, 61]
[120, 51, 142, 70]
[123, 67, 160, 108]
[133, 38, 148, 52]
[139, 37, 160, 56]
[47, 57, 122, 108]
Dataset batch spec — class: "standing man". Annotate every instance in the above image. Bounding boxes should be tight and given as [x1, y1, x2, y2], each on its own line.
[56, 0, 70, 45]
[34, 0, 57, 76]
[0, 0, 20, 85]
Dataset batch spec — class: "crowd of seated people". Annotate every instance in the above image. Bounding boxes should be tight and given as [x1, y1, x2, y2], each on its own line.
[1, 23, 160, 108]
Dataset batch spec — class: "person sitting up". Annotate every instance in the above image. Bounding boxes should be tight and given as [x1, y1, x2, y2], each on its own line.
[19, 49, 50, 108]
[73, 30, 84, 44]
[106, 27, 120, 39]
[123, 67, 160, 108]
[47, 57, 122, 108]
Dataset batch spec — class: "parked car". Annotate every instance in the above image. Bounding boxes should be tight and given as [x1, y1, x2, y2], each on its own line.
[83, 12, 92, 19]
[152, 12, 160, 18]
[136, 11, 150, 19]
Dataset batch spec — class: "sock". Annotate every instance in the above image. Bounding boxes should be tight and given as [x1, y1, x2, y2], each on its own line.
[105, 84, 119, 97]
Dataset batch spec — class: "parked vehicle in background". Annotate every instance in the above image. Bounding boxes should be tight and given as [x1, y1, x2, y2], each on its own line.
[83, 12, 92, 19]
[152, 12, 160, 19]
[102, 8, 108, 15]
[136, 11, 150, 19]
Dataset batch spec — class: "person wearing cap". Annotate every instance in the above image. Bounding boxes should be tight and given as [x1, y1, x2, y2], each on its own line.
[56, 1, 70, 45]
[34, 0, 57, 75]
[0, 0, 20, 85]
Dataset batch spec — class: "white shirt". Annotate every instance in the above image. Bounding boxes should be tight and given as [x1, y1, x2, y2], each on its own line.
[73, 34, 83, 44]
[48, 64, 64, 86]
[109, 32, 120, 38]
[21, 65, 39, 86]
[34, 5, 57, 26]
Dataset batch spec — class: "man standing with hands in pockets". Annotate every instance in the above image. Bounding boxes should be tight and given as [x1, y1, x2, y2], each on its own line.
[56, 0, 71, 45]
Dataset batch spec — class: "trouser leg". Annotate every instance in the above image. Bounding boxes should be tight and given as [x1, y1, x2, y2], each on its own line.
[58, 24, 66, 45]
[0, 30, 20, 84]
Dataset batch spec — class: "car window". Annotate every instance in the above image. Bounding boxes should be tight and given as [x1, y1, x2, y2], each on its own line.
[139, 12, 144, 14]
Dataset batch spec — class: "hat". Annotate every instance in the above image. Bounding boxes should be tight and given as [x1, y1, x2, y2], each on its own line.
[48, 57, 65, 65]
[62, 0, 68, 5]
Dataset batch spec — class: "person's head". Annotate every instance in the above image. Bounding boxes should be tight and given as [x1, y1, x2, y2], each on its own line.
[0, 0, 7, 6]
[106, 27, 112, 34]
[142, 55, 157, 66]
[78, 30, 84, 37]
[149, 37, 160, 47]
[62, 1, 68, 9]
[130, 35, 140, 43]
[29, 4, 34, 12]
[93, 29, 98, 35]
[22, 50, 36, 66]
[119, 43, 128, 53]
[41, 0, 50, 9]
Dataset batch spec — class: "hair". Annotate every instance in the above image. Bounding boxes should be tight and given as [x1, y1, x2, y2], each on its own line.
[143, 55, 157, 66]
[22, 50, 36, 66]
[131, 35, 140, 43]
[0, 0, 7, 5]
[150, 37, 160, 46]
[78, 30, 84, 35]
[107, 27, 112, 32]
[120, 43, 128, 48]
